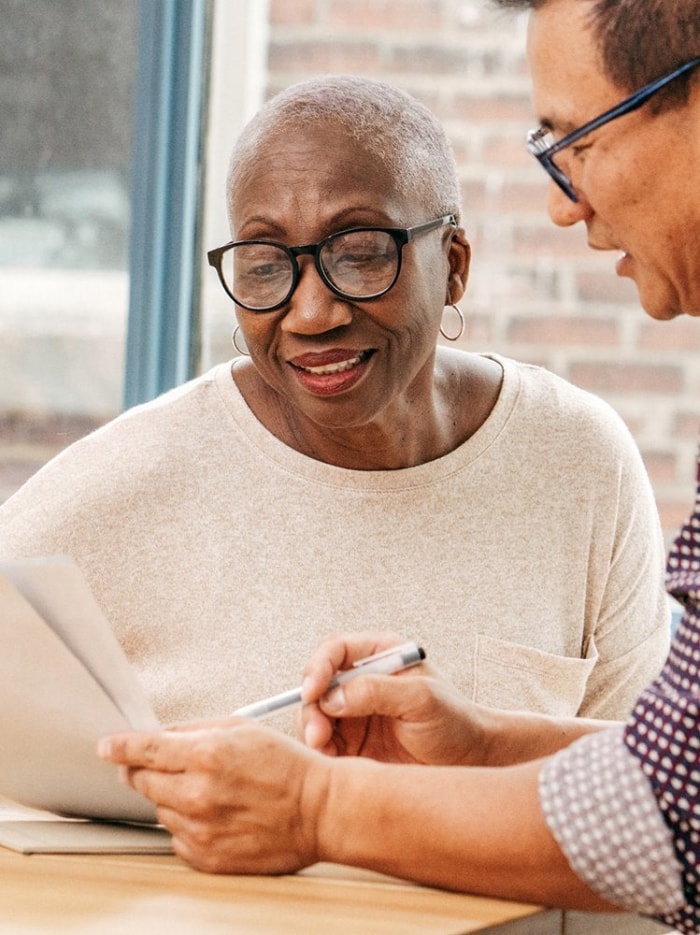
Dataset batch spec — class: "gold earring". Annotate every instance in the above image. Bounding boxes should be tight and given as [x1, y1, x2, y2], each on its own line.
[439, 304, 465, 342]
[232, 325, 250, 356]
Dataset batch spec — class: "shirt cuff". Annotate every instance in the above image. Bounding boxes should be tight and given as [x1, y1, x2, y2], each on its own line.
[539, 725, 683, 916]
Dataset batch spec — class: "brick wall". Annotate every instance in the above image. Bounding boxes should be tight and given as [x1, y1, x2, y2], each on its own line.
[2, 0, 698, 551]
[265, 0, 700, 546]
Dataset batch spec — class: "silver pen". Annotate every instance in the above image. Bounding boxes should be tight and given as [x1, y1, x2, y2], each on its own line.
[233, 641, 426, 719]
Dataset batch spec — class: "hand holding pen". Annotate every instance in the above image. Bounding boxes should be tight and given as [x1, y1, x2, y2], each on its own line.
[234, 641, 426, 720]
[299, 632, 484, 768]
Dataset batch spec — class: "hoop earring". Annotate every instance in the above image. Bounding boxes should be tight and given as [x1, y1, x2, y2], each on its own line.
[439, 304, 465, 342]
[232, 325, 250, 357]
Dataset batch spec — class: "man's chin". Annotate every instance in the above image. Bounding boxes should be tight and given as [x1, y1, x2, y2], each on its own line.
[622, 270, 683, 320]
[636, 289, 684, 321]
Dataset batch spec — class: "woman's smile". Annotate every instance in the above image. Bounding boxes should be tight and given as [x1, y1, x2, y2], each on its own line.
[288, 348, 375, 395]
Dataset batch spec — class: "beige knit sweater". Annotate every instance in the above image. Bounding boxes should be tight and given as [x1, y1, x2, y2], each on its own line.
[0, 354, 670, 729]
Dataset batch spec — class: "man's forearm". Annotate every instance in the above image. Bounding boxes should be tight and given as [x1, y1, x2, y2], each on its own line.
[474, 705, 615, 767]
[314, 754, 617, 910]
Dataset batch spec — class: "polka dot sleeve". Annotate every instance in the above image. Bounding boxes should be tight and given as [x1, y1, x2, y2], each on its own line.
[622, 447, 700, 933]
[540, 446, 700, 930]
[539, 725, 684, 917]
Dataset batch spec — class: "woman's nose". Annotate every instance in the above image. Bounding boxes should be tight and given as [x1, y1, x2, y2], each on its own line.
[281, 260, 353, 334]
[547, 180, 593, 228]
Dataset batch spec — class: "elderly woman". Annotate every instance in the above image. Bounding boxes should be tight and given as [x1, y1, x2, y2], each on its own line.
[1, 76, 667, 730]
[99, 12, 700, 934]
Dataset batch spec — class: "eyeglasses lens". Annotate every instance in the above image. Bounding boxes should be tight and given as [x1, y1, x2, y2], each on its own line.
[320, 230, 399, 298]
[528, 128, 575, 197]
[227, 243, 294, 310]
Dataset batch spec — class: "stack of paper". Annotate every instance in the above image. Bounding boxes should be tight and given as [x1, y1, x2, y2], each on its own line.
[0, 795, 172, 854]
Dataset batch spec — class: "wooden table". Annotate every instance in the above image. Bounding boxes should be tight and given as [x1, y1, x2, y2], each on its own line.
[0, 847, 672, 935]
[0, 800, 666, 934]
[0, 847, 558, 935]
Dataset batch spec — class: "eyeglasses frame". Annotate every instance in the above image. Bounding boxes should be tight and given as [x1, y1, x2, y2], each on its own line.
[527, 56, 700, 202]
[207, 214, 457, 312]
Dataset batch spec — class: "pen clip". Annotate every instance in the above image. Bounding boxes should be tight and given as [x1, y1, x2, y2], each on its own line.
[352, 642, 416, 668]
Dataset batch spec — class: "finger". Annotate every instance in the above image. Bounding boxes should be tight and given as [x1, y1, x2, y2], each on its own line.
[319, 672, 432, 721]
[153, 808, 249, 874]
[301, 631, 404, 702]
[151, 802, 185, 834]
[123, 765, 187, 808]
[97, 730, 193, 771]
[302, 703, 338, 753]
[167, 716, 245, 733]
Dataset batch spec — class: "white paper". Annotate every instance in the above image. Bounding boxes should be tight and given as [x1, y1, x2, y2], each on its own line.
[0, 558, 158, 824]
[0, 820, 173, 854]
[0, 556, 158, 728]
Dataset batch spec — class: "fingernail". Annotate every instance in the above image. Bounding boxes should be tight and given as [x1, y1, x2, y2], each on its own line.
[322, 686, 345, 713]
[97, 738, 111, 758]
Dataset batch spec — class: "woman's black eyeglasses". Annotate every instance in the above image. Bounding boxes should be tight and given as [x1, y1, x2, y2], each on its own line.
[527, 56, 700, 202]
[207, 214, 457, 312]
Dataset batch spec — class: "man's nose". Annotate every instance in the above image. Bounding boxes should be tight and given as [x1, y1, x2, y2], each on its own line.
[547, 180, 593, 228]
[281, 258, 353, 334]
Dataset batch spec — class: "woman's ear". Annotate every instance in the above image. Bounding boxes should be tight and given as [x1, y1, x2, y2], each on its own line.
[446, 227, 471, 305]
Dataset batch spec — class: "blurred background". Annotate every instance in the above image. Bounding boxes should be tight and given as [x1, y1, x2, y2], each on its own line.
[1, 0, 697, 549]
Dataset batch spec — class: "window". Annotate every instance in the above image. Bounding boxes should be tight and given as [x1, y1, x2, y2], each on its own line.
[0, 0, 137, 499]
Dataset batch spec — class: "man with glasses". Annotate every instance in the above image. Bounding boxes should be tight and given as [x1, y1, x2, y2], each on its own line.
[101, 4, 700, 932]
[526, 57, 700, 204]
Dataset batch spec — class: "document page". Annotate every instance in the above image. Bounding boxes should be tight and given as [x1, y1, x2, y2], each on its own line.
[0, 556, 159, 728]
[0, 558, 158, 824]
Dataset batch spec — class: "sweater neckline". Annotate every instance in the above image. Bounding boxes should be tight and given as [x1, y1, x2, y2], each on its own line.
[214, 353, 518, 489]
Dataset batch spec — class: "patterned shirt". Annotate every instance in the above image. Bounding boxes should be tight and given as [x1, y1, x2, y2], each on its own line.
[540, 449, 700, 931]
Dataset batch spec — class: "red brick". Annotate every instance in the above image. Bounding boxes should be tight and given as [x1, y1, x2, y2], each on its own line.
[268, 41, 382, 73]
[462, 313, 493, 346]
[453, 95, 533, 123]
[675, 412, 700, 437]
[576, 269, 640, 305]
[513, 223, 593, 258]
[481, 134, 533, 169]
[388, 45, 473, 75]
[618, 412, 644, 437]
[326, 0, 443, 30]
[568, 362, 683, 395]
[638, 318, 700, 351]
[269, 0, 317, 26]
[641, 450, 679, 485]
[507, 315, 619, 347]
[460, 179, 559, 216]
[658, 498, 697, 538]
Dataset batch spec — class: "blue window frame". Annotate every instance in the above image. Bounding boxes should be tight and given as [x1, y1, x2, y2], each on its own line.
[124, 0, 212, 408]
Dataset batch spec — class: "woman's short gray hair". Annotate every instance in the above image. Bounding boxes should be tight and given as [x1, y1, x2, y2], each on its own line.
[227, 75, 462, 223]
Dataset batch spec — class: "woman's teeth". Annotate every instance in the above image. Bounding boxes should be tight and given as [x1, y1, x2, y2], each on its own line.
[302, 354, 364, 375]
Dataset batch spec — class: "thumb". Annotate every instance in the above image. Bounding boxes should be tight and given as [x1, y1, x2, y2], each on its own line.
[320, 673, 419, 720]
